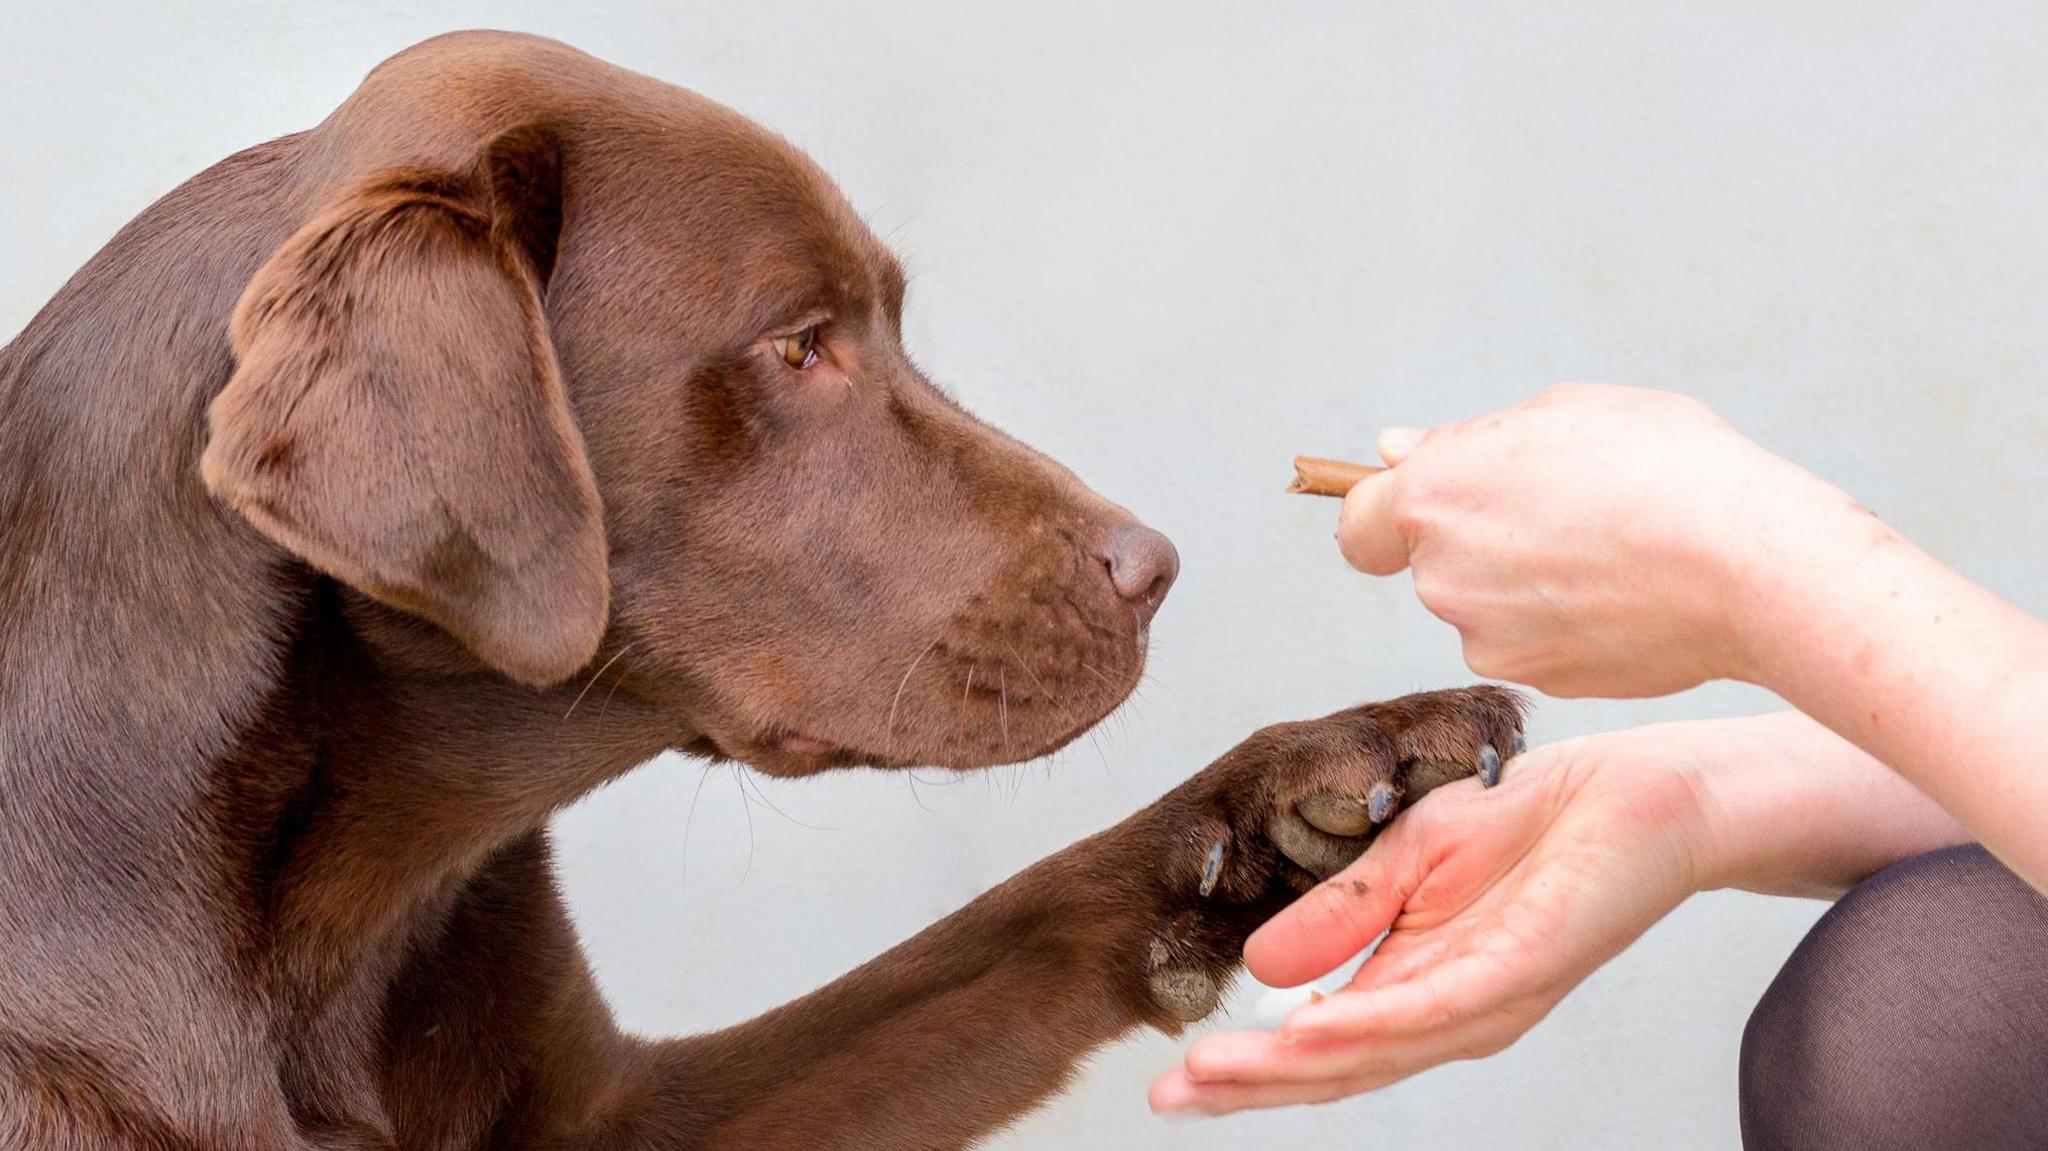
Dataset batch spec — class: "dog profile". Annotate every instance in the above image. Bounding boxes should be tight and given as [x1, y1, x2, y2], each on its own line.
[0, 32, 1522, 1149]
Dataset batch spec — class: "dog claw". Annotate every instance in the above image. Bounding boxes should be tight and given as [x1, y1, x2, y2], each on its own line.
[1511, 733, 1528, 757]
[1367, 779, 1400, 824]
[1479, 743, 1502, 788]
[1198, 839, 1226, 898]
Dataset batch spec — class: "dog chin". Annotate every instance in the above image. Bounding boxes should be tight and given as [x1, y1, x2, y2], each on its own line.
[723, 719, 1112, 779]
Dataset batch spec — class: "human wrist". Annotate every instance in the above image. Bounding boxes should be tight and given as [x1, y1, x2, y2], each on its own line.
[1677, 711, 1953, 898]
[1706, 463, 1894, 688]
[1675, 715, 1811, 893]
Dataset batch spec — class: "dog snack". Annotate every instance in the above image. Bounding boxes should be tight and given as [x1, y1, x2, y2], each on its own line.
[1287, 455, 1383, 497]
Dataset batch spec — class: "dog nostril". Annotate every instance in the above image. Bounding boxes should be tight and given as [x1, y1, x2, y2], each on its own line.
[1101, 524, 1180, 625]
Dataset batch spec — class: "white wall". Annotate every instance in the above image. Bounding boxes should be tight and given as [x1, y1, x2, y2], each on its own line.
[8, 3, 2046, 1147]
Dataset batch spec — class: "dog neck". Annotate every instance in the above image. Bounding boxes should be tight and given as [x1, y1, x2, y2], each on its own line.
[236, 582, 669, 985]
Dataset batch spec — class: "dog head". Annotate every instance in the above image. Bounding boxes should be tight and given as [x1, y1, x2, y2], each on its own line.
[201, 33, 1176, 776]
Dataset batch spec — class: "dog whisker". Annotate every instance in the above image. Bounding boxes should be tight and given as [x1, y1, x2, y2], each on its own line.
[1087, 728, 1112, 777]
[729, 765, 755, 884]
[677, 762, 719, 897]
[884, 637, 943, 758]
[1001, 640, 1080, 730]
[599, 649, 640, 721]
[997, 666, 1011, 755]
[738, 770, 836, 832]
[1074, 661, 1133, 725]
[906, 771, 936, 813]
[563, 643, 633, 720]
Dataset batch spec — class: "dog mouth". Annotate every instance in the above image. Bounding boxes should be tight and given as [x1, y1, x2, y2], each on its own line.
[776, 732, 838, 757]
[689, 570, 1160, 779]
[724, 728, 918, 779]
[730, 662, 1143, 778]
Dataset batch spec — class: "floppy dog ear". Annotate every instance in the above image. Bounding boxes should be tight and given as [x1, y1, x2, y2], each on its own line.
[202, 126, 608, 687]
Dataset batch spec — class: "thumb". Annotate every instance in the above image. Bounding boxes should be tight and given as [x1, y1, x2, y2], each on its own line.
[1244, 834, 1422, 988]
[1336, 469, 1410, 576]
[1377, 425, 1430, 466]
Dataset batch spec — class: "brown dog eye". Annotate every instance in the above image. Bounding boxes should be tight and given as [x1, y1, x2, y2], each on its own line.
[772, 326, 820, 370]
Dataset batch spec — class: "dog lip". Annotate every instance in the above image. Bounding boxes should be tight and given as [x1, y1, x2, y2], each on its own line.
[775, 732, 837, 756]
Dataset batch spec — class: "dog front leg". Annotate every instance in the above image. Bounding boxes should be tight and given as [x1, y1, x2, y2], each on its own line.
[640, 821, 1210, 1150]
[524, 686, 1524, 1151]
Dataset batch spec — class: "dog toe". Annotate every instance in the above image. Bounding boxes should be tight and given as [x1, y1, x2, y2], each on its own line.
[1267, 807, 1369, 881]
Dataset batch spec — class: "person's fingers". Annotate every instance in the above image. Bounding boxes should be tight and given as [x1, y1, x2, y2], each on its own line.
[1349, 926, 1463, 991]
[1376, 425, 1430, 465]
[1335, 468, 1409, 575]
[1181, 1028, 1361, 1084]
[1243, 833, 1424, 987]
[1150, 1065, 1375, 1118]
[1181, 1010, 1518, 1088]
[1153, 1013, 1524, 1117]
[1281, 948, 1522, 1042]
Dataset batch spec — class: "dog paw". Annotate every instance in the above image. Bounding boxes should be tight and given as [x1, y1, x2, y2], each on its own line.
[1131, 686, 1527, 1024]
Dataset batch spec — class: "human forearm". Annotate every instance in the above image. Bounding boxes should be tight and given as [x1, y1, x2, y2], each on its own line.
[1684, 711, 1970, 898]
[1723, 498, 2048, 891]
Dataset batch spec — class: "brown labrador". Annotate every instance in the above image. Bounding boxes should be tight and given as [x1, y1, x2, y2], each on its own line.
[0, 31, 1525, 1151]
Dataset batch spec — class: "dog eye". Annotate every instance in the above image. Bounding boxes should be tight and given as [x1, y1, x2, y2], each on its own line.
[771, 326, 820, 370]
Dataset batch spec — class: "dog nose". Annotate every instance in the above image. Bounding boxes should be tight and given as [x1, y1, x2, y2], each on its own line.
[1098, 524, 1180, 626]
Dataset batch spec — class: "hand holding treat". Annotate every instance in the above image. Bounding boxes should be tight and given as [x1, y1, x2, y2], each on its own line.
[1320, 383, 1870, 699]
[1188, 382, 2048, 1129]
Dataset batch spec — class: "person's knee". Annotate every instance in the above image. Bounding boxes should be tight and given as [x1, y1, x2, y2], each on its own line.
[1740, 845, 2048, 1150]
[1738, 878, 1894, 1148]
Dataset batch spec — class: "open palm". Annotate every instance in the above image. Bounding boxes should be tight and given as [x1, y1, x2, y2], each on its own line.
[1151, 726, 1710, 1116]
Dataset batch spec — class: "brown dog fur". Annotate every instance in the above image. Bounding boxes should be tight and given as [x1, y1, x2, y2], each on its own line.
[0, 32, 1524, 1150]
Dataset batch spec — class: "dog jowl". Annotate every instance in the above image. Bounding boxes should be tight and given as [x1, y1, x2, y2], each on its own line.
[0, 31, 1517, 1150]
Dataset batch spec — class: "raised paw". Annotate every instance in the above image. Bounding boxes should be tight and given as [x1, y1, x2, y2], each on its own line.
[1257, 685, 1529, 882]
[1123, 685, 1527, 1026]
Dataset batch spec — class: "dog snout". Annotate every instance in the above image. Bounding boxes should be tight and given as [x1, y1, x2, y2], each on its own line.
[1095, 523, 1180, 627]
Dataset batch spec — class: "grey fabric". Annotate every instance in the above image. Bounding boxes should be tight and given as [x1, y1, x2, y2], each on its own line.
[1741, 844, 2048, 1150]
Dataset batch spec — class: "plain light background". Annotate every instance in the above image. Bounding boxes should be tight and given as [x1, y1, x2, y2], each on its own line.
[7, 3, 2047, 1147]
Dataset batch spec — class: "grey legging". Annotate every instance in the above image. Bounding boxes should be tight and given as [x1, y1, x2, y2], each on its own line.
[1740, 844, 2048, 1149]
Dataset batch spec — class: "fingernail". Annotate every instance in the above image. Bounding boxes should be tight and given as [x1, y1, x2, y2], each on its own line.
[1378, 426, 1426, 463]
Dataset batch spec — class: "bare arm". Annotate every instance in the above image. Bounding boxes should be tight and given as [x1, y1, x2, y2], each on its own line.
[1691, 710, 1972, 897]
[1725, 508, 2048, 892]
[1335, 383, 2048, 891]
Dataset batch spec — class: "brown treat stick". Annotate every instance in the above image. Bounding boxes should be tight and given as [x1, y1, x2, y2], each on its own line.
[1287, 455, 1384, 498]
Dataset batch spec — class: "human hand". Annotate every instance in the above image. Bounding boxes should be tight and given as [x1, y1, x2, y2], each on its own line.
[1336, 384, 1871, 697]
[1148, 720, 1717, 1117]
